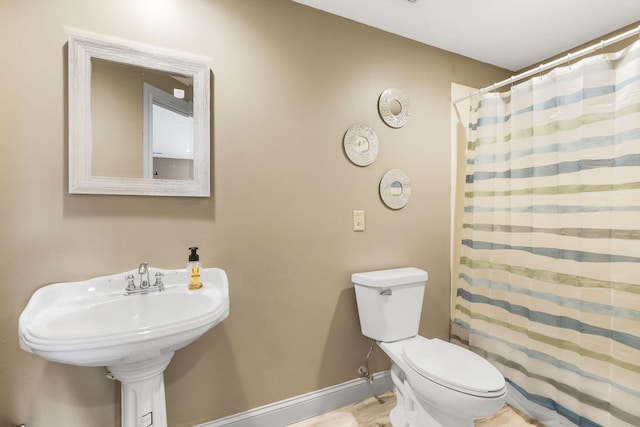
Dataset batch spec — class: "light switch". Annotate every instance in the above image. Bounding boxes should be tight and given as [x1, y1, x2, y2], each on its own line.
[353, 210, 365, 232]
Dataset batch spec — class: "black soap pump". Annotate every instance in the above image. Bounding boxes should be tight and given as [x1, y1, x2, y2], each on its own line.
[187, 247, 202, 290]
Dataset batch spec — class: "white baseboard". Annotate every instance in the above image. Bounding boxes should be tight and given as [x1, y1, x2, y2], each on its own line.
[196, 370, 393, 427]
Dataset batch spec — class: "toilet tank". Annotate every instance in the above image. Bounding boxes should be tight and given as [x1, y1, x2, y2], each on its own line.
[352, 267, 428, 342]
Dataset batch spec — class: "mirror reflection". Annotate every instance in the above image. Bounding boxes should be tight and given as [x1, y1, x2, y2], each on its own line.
[390, 181, 403, 196]
[389, 99, 402, 116]
[91, 59, 194, 180]
[145, 83, 194, 179]
[354, 136, 371, 153]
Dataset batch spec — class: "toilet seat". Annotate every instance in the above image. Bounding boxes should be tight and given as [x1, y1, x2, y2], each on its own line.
[402, 338, 505, 397]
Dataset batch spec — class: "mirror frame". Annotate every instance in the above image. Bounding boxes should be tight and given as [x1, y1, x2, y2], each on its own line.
[379, 169, 411, 209]
[378, 88, 410, 129]
[67, 28, 211, 196]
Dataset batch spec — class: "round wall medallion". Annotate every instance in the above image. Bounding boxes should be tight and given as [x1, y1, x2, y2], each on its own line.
[378, 88, 410, 128]
[380, 169, 412, 209]
[343, 123, 379, 166]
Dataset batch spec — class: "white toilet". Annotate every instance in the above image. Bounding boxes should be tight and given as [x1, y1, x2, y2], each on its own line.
[352, 267, 507, 427]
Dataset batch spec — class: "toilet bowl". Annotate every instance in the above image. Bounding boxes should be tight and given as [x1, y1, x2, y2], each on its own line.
[380, 336, 506, 426]
[352, 267, 507, 427]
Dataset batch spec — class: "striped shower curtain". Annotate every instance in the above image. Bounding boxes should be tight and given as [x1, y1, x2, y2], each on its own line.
[452, 40, 640, 427]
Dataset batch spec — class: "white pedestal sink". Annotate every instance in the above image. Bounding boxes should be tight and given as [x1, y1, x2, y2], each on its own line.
[19, 267, 229, 427]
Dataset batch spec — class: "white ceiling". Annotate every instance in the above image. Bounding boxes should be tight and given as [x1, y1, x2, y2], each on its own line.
[292, 0, 640, 71]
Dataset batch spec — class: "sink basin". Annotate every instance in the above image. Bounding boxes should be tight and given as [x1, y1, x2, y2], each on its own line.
[19, 267, 229, 427]
[19, 267, 229, 366]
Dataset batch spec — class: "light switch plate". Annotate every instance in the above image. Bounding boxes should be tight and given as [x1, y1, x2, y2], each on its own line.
[353, 210, 365, 232]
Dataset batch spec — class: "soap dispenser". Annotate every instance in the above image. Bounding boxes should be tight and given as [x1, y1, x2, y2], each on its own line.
[187, 246, 202, 290]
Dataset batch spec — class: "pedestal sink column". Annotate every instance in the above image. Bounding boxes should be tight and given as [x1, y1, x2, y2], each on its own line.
[19, 267, 229, 427]
[108, 353, 175, 427]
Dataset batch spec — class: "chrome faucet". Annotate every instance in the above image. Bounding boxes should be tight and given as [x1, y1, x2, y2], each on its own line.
[125, 263, 164, 295]
[139, 262, 150, 289]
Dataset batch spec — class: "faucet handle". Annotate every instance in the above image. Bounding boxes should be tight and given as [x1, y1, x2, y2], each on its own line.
[138, 262, 149, 274]
[155, 272, 164, 288]
[125, 274, 136, 291]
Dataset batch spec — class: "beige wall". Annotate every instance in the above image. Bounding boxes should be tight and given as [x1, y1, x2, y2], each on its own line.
[0, 1, 511, 426]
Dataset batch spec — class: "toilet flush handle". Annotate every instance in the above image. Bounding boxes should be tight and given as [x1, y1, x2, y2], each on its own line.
[379, 288, 392, 296]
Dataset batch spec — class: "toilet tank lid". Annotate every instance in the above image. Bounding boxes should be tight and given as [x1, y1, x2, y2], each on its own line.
[352, 267, 428, 287]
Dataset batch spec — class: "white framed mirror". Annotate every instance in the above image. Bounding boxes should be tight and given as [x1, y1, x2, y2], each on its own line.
[67, 28, 211, 196]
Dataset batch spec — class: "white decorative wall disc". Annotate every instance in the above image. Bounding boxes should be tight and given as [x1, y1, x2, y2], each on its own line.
[343, 123, 379, 166]
[378, 88, 410, 128]
[380, 169, 411, 209]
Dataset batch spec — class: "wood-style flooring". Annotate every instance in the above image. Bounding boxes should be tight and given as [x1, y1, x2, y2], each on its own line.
[287, 390, 544, 427]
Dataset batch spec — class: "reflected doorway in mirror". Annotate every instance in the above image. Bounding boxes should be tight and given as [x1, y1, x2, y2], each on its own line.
[142, 83, 194, 180]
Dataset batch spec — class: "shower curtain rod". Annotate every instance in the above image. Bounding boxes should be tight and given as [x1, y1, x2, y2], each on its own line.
[452, 25, 640, 105]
